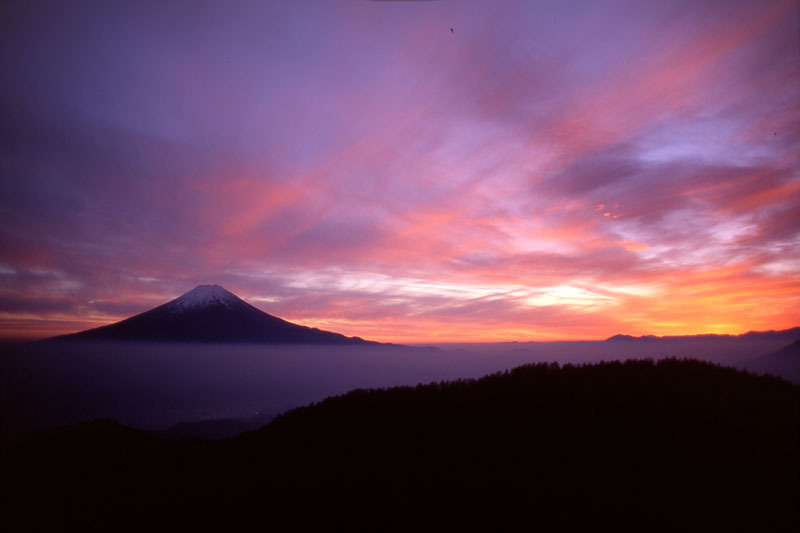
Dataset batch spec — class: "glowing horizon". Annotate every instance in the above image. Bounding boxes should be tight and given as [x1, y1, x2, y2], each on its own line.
[1, 0, 798, 343]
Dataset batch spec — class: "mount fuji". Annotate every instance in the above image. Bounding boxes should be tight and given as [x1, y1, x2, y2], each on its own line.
[50, 284, 370, 344]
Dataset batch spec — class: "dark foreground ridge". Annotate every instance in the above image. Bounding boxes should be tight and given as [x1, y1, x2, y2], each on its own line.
[6, 359, 800, 531]
[4, 358, 797, 531]
[48, 284, 370, 344]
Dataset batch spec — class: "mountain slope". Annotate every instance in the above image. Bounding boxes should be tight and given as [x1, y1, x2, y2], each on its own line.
[740, 339, 800, 383]
[50, 284, 369, 344]
[4, 359, 798, 531]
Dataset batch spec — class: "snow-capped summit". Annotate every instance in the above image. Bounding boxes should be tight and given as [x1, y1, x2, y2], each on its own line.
[50, 284, 370, 345]
[164, 284, 244, 313]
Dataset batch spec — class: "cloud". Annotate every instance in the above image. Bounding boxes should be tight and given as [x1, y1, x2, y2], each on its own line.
[1, 0, 798, 341]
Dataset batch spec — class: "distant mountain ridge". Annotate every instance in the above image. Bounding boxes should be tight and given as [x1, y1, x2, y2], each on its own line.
[605, 327, 800, 343]
[49, 284, 370, 345]
[739, 339, 800, 384]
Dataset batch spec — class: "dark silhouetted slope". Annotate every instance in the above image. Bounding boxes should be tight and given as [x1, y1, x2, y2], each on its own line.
[773, 338, 800, 356]
[741, 339, 800, 383]
[49, 284, 369, 344]
[4, 358, 797, 532]
[605, 326, 800, 343]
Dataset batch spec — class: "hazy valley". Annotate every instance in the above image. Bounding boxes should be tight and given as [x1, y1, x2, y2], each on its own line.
[2, 328, 797, 445]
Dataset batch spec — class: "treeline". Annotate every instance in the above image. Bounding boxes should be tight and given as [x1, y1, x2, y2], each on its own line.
[4, 358, 798, 531]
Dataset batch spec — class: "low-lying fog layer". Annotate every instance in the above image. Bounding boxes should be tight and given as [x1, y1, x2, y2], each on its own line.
[1, 336, 795, 444]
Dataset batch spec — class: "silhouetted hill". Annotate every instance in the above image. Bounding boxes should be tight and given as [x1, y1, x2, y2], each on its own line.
[4, 358, 797, 532]
[154, 418, 255, 440]
[48, 284, 370, 344]
[774, 338, 800, 355]
[153, 410, 280, 440]
[740, 327, 800, 341]
[605, 333, 660, 342]
[605, 326, 800, 343]
[740, 339, 800, 383]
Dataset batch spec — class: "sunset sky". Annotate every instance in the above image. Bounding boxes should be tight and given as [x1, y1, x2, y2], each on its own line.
[1, 0, 798, 343]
